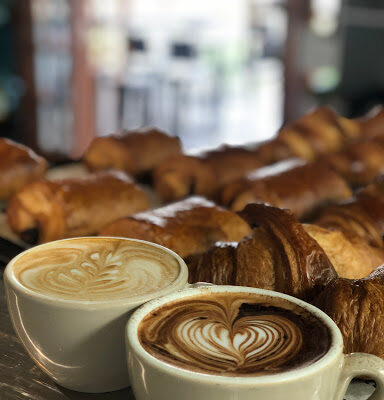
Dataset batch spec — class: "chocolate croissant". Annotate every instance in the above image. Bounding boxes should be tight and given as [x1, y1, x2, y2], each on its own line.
[153, 146, 263, 202]
[99, 196, 252, 258]
[84, 127, 182, 177]
[220, 159, 352, 219]
[7, 171, 149, 244]
[0, 138, 48, 200]
[314, 266, 384, 358]
[187, 204, 337, 300]
[323, 137, 384, 187]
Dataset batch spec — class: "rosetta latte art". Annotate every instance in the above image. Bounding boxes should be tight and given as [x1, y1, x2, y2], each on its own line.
[13, 238, 180, 301]
[139, 293, 331, 376]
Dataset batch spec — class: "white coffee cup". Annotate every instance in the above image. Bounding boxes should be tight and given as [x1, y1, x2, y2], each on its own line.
[4, 237, 188, 393]
[126, 285, 384, 400]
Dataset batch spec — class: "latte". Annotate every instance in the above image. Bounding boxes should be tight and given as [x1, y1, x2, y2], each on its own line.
[12, 238, 180, 301]
[138, 292, 331, 376]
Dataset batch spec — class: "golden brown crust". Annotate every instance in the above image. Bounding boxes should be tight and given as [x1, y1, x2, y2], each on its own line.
[0, 138, 48, 200]
[153, 155, 216, 201]
[220, 161, 352, 220]
[303, 224, 384, 279]
[153, 146, 263, 202]
[188, 204, 337, 301]
[83, 127, 182, 176]
[316, 177, 384, 247]
[99, 196, 252, 258]
[324, 137, 384, 187]
[278, 107, 360, 161]
[7, 171, 149, 243]
[314, 266, 384, 357]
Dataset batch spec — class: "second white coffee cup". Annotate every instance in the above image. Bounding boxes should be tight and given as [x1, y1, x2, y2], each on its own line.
[4, 237, 188, 393]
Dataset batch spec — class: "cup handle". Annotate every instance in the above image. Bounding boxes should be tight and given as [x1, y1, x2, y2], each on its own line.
[335, 353, 384, 400]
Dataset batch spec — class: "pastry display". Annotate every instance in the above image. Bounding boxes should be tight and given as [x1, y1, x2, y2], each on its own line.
[6, 170, 149, 243]
[99, 196, 252, 258]
[0, 138, 48, 200]
[219, 159, 352, 219]
[3, 103, 384, 368]
[153, 107, 361, 202]
[84, 127, 182, 177]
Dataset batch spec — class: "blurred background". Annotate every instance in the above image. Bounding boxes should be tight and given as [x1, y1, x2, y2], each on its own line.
[0, 0, 383, 160]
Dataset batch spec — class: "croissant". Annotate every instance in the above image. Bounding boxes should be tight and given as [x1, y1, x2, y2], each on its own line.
[84, 127, 182, 177]
[187, 204, 384, 294]
[316, 177, 384, 247]
[302, 224, 384, 279]
[314, 266, 384, 358]
[153, 146, 263, 202]
[187, 204, 337, 300]
[7, 171, 149, 244]
[99, 196, 252, 258]
[323, 137, 384, 187]
[0, 138, 48, 200]
[219, 160, 352, 219]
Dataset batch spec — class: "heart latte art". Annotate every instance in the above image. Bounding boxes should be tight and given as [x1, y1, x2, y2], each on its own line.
[139, 293, 331, 376]
[12, 238, 180, 301]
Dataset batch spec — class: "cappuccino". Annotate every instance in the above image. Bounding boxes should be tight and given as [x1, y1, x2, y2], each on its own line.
[138, 292, 331, 376]
[12, 237, 180, 301]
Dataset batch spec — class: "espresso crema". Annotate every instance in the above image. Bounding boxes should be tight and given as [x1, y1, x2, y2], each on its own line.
[139, 293, 331, 376]
[12, 238, 180, 301]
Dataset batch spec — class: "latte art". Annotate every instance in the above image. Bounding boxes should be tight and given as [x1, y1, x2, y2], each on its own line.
[13, 238, 180, 301]
[139, 293, 331, 376]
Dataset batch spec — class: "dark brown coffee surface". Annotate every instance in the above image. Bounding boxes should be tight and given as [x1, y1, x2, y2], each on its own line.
[138, 292, 331, 376]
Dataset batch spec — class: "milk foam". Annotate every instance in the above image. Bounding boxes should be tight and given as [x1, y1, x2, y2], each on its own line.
[12, 238, 180, 301]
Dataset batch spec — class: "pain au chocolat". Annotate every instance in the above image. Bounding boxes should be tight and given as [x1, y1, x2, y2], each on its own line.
[219, 159, 352, 220]
[84, 127, 182, 178]
[7, 171, 149, 244]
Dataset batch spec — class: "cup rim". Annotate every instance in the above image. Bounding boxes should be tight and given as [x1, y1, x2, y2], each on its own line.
[126, 285, 343, 385]
[4, 236, 188, 309]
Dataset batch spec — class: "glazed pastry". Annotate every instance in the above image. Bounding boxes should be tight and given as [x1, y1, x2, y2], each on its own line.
[7, 171, 149, 243]
[0, 138, 48, 200]
[99, 196, 252, 258]
[220, 159, 352, 219]
[314, 266, 384, 358]
[153, 146, 263, 202]
[187, 204, 337, 301]
[324, 137, 384, 187]
[84, 127, 182, 177]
